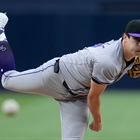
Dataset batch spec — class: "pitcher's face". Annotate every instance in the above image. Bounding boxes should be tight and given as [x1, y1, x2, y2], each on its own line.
[123, 34, 140, 56]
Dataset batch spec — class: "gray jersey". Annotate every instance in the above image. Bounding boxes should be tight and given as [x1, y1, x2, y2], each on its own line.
[60, 38, 135, 94]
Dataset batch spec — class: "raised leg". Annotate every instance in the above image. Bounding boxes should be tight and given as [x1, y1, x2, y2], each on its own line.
[0, 13, 16, 78]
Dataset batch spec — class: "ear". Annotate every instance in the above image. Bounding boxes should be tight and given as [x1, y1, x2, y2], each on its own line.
[122, 33, 128, 44]
[123, 33, 127, 39]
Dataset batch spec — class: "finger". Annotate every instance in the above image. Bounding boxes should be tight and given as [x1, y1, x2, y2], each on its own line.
[89, 124, 91, 129]
[137, 65, 140, 69]
[94, 128, 101, 132]
[89, 123, 96, 131]
[133, 64, 140, 70]
[133, 65, 139, 70]
[89, 123, 92, 130]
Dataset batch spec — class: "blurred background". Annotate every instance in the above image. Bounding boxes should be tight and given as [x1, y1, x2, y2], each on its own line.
[0, 0, 140, 140]
[1, 0, 140, 89]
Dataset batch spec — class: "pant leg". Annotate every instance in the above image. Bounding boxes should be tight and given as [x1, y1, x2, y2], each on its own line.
[1, 58, 66, 99]
[59, 99, 90, 140]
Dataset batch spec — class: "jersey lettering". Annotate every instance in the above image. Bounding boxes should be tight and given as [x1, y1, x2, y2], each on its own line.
[92, 43, 103, 48]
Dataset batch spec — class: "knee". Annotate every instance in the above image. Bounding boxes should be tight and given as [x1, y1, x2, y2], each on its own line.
[1, 72, 8, 89]
[1, 70, 15, 90]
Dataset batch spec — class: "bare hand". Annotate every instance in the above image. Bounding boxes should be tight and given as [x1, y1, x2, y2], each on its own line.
[89, 121, 102, 132]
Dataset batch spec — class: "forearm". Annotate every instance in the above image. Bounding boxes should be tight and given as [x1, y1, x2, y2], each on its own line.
[88, 81, 107, 132]
[87, 94, 102, 122]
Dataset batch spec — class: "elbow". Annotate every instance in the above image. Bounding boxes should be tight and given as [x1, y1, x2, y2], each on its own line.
[88, 93, 93, 100]
[87, 93, 96, 103]
[87, 92, 101, 103]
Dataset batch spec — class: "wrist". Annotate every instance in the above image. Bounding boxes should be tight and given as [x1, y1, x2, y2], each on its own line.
[93, 115, 102, 123]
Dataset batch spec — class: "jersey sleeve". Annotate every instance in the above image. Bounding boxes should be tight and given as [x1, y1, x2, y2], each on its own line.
[92, 55, 120, 84]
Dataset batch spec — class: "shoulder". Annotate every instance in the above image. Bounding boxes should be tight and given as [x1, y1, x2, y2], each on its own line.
[92, 55, 122, 83]
[95, 55, 121, 70]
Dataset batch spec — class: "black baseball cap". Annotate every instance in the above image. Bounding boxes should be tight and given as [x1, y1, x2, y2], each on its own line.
[125, 19, 140, 38]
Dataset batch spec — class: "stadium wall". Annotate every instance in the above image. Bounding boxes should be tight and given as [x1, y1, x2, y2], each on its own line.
[1, 0, 140, 89]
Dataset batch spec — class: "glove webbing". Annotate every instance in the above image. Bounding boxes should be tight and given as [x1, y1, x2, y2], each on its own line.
[134, 56, 140, 65]
[127, 69, 140, 77]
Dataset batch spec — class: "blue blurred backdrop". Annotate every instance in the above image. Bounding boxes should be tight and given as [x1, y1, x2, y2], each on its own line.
[1, 0, 140, 89]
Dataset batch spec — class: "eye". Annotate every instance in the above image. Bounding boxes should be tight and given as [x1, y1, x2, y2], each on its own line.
[133, 37, 140, 42]
[136, 41, 140, 45]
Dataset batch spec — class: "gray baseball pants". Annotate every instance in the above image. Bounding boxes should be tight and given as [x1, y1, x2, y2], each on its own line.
[1, 58, 90, 140]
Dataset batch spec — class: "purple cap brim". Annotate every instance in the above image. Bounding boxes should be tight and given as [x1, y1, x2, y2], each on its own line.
[128, 33, 140, 37]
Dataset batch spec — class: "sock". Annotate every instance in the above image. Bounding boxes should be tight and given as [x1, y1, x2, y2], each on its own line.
[0, 29, 7, 41]
[0, 30, 16, 78]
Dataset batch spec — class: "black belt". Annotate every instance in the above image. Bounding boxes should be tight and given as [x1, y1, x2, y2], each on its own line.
[54, 59, 77, 96]
[62, 81, 77, 96]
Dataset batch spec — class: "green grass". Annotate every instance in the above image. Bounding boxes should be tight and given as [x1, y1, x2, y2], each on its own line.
[0, 90, 140, 140]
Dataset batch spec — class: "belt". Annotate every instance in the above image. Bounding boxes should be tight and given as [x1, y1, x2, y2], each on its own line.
[54, 59, 77, 96]
[62, 81, 77, 96]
